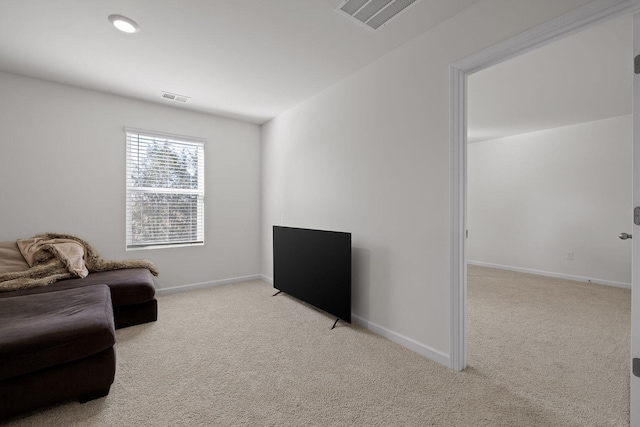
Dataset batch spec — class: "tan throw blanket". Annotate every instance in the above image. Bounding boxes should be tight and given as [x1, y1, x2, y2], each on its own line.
[0, 233, 159, 292]
[18, 236, 90, 277]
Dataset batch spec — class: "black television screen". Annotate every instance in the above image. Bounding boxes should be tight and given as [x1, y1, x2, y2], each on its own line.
[273, 226, 351, 323]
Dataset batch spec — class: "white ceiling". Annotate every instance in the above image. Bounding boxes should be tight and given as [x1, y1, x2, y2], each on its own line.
[468, 15, 632, 143]
[0, 0, 479, 124]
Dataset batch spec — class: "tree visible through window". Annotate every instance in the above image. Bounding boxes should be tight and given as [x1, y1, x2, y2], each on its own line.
[125, 128, 205, 249]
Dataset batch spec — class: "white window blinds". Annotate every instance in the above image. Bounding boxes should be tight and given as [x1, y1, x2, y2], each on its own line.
[125, 128, 205, 249]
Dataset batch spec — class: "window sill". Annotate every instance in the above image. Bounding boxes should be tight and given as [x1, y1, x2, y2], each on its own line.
[126, 242, 204, 251]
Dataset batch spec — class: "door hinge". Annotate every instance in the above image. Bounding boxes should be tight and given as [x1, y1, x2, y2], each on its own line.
[635, 207, 640, 226]
[635, 55, 640, 74]
[634, 358, 640, 377]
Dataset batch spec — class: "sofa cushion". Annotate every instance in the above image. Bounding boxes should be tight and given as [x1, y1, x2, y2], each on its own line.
[0, 241, 29, 275]
[48, 268, 156, 306]
[0, 285, 115, 381]
[0, 268, 156, 307]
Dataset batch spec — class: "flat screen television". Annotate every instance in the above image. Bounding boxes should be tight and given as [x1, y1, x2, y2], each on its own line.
[273, 226, 351, 323]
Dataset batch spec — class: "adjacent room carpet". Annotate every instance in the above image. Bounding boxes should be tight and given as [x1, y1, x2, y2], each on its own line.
[467, 265, 630, 427]
[3, 266, 630, 426]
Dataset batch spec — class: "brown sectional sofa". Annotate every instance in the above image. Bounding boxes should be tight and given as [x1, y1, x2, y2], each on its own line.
[0, 285, 116, 419]
[0, 267, 158, 329]
[0, 257, 157, 419]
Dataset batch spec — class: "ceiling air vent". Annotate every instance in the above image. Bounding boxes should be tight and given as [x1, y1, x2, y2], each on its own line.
[161, 91, 190, 103]
[337, 0, 420, 30]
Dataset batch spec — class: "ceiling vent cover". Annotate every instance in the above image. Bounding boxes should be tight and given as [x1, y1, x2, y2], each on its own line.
[161, 91, 190, 103]
[337, 0, 420, 30]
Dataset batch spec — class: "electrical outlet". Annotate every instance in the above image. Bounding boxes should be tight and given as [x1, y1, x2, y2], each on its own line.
[566, 251, 573, 260]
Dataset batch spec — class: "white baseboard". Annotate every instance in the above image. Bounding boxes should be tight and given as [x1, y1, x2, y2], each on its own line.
[351, 314, 451, 368]
[468, 260, 631, 289]
[261, 274, 273, 285]
[155, 274, 263, 296]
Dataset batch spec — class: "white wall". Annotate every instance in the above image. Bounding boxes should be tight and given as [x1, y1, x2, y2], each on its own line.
[0, 71, 262, 291]
[261, 0, 593, 358]
[467, 115, 632, 286]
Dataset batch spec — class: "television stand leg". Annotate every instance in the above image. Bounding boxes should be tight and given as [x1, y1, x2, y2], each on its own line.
[272, 290, 282, 297]
[331, 318, 339, 330]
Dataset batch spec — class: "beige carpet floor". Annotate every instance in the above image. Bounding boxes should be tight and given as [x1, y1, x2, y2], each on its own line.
[468, 265, 630, 427]
[3, 266, 631, 426]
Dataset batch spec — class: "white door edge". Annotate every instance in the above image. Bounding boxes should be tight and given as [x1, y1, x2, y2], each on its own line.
[631, 11, 640, 427]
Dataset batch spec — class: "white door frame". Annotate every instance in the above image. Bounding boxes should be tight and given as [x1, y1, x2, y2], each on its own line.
[449, 0, 640, 372]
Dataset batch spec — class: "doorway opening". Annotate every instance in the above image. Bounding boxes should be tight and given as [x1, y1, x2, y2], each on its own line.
[449, 0, 640, 371]
[449, 2, 640, 423]
[451, 4, 631, 424]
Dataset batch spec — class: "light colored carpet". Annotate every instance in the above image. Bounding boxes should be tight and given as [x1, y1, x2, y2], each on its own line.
[468, 265, 630, 427]
[3, 266, 631, 426]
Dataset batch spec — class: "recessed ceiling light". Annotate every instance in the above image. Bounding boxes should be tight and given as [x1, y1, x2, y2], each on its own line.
[108, 15, 139, 34]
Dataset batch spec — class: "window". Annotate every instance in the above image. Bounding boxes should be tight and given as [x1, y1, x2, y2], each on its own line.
[125, 128, 205, 249]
